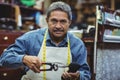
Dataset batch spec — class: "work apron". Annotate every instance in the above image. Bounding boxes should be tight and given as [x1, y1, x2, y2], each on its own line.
[21, 30, 72, 80]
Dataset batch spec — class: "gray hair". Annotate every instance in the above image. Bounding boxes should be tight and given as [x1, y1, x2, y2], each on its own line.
[46, 1, 72, 20]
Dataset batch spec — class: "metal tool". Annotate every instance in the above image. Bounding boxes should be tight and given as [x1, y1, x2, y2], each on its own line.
[40, 62, 58, 71]
[40, 62, 80, 72]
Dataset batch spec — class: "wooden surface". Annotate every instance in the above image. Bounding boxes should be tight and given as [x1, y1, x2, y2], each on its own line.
[0, 30, 25, 80]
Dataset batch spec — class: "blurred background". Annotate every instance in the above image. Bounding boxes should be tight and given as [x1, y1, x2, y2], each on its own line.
[0, 0, 120, 80]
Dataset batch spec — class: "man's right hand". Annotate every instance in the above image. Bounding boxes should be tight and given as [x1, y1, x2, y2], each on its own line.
[22, 55, 42, 73]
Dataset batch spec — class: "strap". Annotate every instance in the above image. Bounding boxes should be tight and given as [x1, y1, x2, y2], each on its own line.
[42, 29, 71, 80]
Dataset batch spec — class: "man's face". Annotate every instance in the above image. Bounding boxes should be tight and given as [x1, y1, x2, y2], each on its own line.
[46, 10, 71, 39]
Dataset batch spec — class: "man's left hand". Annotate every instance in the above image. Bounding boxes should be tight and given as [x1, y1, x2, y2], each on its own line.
[61, 71, 80, 80]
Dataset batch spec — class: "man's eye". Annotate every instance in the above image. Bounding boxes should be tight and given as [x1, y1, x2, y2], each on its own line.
[50, 19, 68, 25]
[60, 20, 67, 24]
[51, 19, 57, 24]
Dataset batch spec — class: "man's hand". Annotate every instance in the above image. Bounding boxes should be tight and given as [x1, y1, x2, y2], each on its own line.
[62, 71, 80, 80]
[22, 55, 42, 73]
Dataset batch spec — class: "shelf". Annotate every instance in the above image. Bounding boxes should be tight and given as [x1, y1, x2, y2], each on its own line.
[0, 2, 43, 30]
[20, 6, 43, 14]
[98, 20, 120, 28]
[82, 38, 94, 43]
[0, 3, 15, 18]
[104, 23, 120, 28]
[103, 35, 120, 43]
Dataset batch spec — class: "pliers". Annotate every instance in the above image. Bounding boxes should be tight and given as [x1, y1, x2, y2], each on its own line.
[40, 62, 59, 71]
[39, 62, 80, 72]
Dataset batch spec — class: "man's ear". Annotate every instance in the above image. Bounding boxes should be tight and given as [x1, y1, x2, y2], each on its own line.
[46, 18, 48, 23]
[69, 20, 72, 25]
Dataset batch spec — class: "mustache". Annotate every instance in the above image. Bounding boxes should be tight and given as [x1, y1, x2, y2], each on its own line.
[53, 28, 64, 32]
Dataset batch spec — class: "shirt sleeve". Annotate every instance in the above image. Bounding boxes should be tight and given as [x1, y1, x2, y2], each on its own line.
[79, 45, 91, 80]
[71, 38, 91, 80]
[0, 35, 28, 69]
[0, 28, 45, 69]
[78, 43, 91, 80]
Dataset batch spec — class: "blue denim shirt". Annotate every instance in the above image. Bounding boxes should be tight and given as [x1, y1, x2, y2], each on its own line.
[0, 28, 91, 80]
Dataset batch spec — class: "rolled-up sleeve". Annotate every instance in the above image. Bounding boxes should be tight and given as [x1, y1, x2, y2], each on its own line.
[0, 28, 46, 69]
[0, 35, 28, 68]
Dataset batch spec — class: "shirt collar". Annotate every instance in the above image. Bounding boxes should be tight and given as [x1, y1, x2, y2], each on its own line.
[46, 30, 68, 45]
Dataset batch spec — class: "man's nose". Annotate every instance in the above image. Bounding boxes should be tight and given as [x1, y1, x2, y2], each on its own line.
[55, 21, 61, 28]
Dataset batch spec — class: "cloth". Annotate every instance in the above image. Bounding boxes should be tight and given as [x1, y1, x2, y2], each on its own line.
[21, 30, 72, 80]
[0, 27, 91, 80]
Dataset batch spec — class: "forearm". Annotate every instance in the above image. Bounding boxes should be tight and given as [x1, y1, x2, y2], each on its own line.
[0, 51, 25, 68]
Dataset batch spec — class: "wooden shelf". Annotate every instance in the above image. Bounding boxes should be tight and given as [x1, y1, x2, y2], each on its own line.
[82, 37, 94, 43]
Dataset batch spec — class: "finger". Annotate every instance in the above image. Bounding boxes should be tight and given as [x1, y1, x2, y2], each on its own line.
[65, 72, 72, 78]
[37, 59, 42, 67]
[76, 71, 80, 77]
[32, 57, 42, 70]
[62, 72, 71, 79]
[30, 63, 40, 73]
[69, 71, 80, 78]
[62, 72, 68, 80]
[32, 60, 40, 69]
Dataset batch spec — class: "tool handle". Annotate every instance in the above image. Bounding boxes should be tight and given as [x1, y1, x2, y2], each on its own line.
[68, 62, 80, 73]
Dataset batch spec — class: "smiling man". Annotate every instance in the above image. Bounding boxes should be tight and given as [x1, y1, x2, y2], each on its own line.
[0, 1, 91, 80]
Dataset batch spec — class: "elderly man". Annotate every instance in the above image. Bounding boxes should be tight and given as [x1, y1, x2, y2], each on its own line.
[0, 1, 91, 80]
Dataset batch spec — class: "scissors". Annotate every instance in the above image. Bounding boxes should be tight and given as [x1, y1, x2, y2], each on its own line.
[40, 62, 80, 72]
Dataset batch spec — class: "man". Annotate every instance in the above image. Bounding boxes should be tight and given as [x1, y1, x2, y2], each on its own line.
[0, 1, 91, 80]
